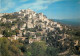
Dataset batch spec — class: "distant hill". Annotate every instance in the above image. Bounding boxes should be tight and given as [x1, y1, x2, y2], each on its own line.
[53, 19, 80, 26]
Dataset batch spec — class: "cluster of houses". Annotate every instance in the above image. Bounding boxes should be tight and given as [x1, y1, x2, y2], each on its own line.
[0, 9, 63, 43]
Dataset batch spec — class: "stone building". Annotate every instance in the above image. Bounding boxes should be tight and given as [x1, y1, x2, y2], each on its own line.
[1, 18, 6, 23]
[0, 34, 3, 38]
[29, 37, 41, 43]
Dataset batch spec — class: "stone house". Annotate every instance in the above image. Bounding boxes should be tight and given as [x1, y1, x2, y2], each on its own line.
[1, 18, 6, 23]
[11, 25, 18, 30]
[12, 35, 19, 40]
[56, 24, 61, 28]
[27, 20, 34, 28]
[29, 37, 41, 43]
[17, 30, 23, 37]
[74, 40, 80, 46]
[54, 22, 57, 25]
[7, 20, 13, 23]
[38, 13, 43, 21]
[20, 23, 26, 30]
[0, 34, 3, 38]
[19, 37, 26, 41]
[0, 17, 2, 21]
[8, 35, 19, 41]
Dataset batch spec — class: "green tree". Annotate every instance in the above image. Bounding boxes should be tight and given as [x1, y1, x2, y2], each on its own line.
[3, 29, 12, 37]
[27, 42, 47, 56]
[35, 33, 41, 36]
[46, 46, 58, 56]
[0, 38, 22, 56]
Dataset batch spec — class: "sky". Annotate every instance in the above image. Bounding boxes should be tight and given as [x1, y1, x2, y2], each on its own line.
[0, 0, 80, 19]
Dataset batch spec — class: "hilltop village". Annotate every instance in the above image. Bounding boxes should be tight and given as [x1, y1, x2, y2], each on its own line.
[0, 9, 80, 56]
[0, 9, 63, 42]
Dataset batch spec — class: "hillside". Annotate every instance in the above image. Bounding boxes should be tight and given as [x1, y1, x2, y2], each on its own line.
[0, 9, 80, 56]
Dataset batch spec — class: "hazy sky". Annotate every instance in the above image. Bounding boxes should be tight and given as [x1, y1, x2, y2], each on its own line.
[0, 0, 80, 19]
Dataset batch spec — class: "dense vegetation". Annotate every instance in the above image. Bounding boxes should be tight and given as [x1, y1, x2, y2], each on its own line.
[0, 38, 59, 56]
